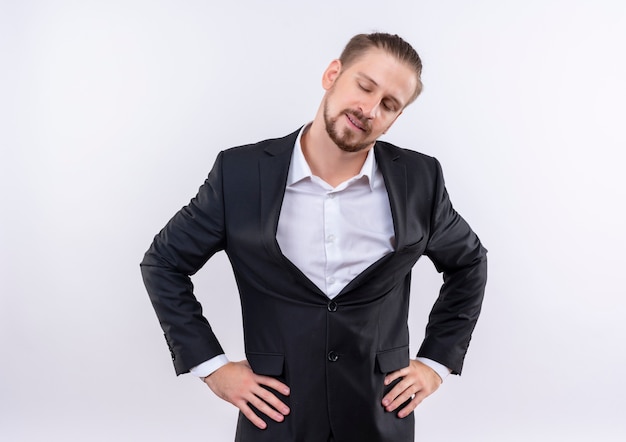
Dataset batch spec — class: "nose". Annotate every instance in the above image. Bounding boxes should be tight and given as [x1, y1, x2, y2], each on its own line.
[360, 97, 381, 119]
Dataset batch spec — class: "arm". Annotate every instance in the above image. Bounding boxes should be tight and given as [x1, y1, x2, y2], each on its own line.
[140, 152, 290, 428]
[383, 158, 487, 415]
[140, 152, 228, 375]
[418, 158, 488, 375]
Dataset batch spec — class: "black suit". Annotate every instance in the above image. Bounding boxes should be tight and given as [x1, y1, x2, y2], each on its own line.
[141, 128, 487, 441]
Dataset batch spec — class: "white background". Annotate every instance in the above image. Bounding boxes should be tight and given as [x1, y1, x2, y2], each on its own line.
[2, 1, 625, 440]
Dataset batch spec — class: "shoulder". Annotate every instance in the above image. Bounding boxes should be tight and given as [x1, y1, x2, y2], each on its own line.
[221, 128, 300, 160]
[374, 140, 442, 176]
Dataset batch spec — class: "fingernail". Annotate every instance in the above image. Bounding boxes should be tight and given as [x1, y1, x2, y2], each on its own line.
[283, 387, 290, 395]
[382, 399, 389, 406]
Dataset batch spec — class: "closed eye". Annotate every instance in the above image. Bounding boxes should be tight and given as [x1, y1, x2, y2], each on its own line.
[382, 100, 397, 112]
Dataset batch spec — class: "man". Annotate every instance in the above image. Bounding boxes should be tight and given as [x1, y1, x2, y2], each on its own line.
[141, 32, 487, 442]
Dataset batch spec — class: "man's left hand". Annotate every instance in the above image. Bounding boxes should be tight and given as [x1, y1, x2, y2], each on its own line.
[381, 359, 442, 418]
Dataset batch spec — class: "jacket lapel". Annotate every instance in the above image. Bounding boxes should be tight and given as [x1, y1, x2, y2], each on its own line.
[258, 130, 298, 259]
[335, 142, 411, 299]
[374, 142, 410, 252]
[258, 128, 328, 298]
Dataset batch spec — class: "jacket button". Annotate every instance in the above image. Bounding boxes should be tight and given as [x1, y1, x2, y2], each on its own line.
[328, 351, 339, 362]
[327, 301, 338, 312]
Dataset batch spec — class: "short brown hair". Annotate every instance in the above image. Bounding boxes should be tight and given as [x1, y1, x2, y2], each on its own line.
[339, 32, 423, 103]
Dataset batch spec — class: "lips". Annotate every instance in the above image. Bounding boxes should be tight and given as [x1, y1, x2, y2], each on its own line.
[345, 112, 368, 132]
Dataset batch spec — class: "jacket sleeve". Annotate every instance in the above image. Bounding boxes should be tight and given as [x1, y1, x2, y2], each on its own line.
[417, 158, 488, 375]
[140, 152, 227, 375]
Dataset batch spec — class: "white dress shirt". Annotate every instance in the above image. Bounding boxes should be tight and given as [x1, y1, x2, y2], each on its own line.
[276, 126, 395, 298]
[191, 125, 450, 381]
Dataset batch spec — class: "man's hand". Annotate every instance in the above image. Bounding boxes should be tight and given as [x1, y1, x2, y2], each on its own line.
[381, 359, 442, 418]
[203, 360, 291, 430]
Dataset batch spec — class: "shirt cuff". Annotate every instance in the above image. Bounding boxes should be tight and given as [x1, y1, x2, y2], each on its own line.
[189, 354, 230, 378]
[415, 357, 451, 383]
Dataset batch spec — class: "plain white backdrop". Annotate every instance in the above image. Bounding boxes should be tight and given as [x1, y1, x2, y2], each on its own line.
[2, 0, 625, 440]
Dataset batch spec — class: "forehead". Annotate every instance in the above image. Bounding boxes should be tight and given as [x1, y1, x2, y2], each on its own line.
[342, 48, 417, 105]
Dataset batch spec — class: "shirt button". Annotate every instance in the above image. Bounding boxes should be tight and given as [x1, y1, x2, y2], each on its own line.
[327, 234, 335, 243]
[328, 351, 339, 362]
[328, 301, 338, 312]
[327, 193, 335, 199]
[328, 277, 335, 284]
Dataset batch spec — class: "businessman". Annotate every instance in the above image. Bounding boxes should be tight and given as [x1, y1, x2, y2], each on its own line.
[141, 32, 487, 442]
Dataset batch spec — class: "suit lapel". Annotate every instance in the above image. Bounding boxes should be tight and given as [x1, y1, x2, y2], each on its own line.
[258, 128, 328, 298]
[335, 142, 411, 299]
[258, 130, 298, 260]
[374, 142, 410, 252]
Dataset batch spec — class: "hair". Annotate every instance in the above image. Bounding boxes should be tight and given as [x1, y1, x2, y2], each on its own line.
[339, 32, 423, 104]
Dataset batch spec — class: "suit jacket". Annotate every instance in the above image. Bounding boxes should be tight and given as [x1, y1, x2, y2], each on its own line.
[140, 128, 487, 442]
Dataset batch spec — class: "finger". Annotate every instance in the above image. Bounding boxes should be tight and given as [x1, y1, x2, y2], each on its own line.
[397, 391, 428, 418]
[253, 385, 291, 416]
[255, 374, 291, 396]
[238, 402, 268, 430]
[384, 366, 409, 386]
[246, 392, 287, 423]
[383, 382, 418, 412]
[381, 377, 414, 408]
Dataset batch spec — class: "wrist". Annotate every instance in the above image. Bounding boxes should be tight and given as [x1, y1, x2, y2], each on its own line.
[190, 354, 230, 379]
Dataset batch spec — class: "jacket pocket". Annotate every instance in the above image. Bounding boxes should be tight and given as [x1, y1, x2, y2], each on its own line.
[376, 346, 409, 374]
[247, 352, 285, 376]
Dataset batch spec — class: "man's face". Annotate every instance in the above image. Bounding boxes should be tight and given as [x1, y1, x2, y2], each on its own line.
[321, 48, 418, 153]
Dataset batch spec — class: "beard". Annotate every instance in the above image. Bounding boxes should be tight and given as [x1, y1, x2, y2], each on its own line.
[323, 101, 375, 153]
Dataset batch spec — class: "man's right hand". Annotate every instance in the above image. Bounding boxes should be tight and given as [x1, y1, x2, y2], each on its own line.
[203, 360, 291, 430]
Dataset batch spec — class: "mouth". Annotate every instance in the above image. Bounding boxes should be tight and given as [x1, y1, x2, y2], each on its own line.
[345, 113, 367, 132]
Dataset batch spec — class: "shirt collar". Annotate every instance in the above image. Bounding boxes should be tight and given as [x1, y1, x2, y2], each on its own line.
[287, 123, 378, 191]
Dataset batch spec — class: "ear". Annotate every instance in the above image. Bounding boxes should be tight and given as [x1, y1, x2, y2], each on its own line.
[382, 110, 403, 134]
[322, 59, 342, 91]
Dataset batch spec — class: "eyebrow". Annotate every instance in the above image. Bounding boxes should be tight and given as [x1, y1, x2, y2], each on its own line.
[356, 72, 404, 109]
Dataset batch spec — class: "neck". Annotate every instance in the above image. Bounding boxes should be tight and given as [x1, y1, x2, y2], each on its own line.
[301, 118, 373, 188]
